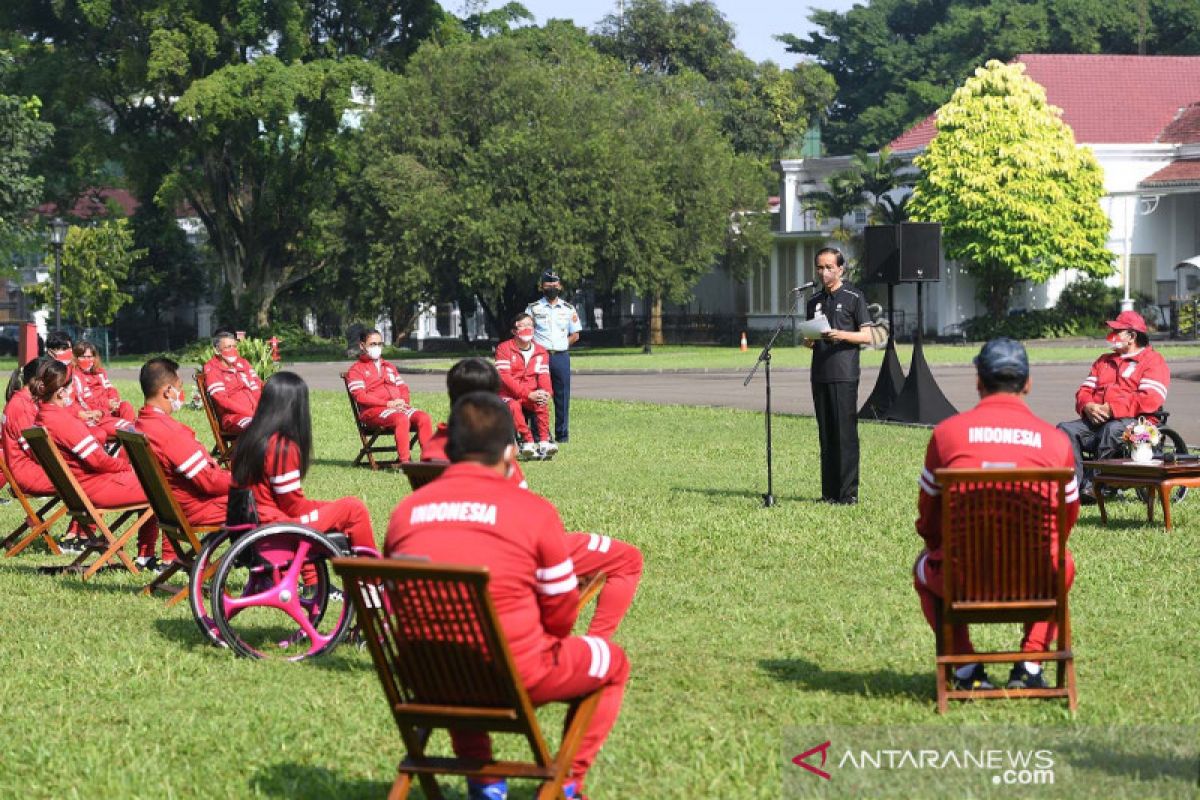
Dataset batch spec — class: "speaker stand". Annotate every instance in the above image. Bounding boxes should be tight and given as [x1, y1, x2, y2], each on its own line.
[884, 283, 957, 425]
[860, 285, 904, 419]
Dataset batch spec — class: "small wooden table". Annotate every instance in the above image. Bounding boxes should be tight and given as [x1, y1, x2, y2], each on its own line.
[1085, 459, 1200, 531]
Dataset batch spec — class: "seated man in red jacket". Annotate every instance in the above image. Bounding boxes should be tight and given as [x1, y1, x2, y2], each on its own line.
[136, 357, 231, 526]
[387, 392, 630, 800]
[1056, 310, 1170, 501]
[495, 312, 555, 459]
[344, 328, 433, 463]
[202, 331, 262, 434]
[915, 338, 1079, 692]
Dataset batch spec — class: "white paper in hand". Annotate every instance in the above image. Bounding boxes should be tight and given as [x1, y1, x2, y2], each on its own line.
[798, 313, 831, 340]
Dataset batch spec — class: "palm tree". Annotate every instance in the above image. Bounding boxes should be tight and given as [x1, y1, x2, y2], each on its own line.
[853, 147, 912, 223]
[801, 167, 865, 242]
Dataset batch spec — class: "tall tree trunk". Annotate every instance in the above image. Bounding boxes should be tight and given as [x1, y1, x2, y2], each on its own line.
[978, 263, 1016, 320]
[650, 295, 664, 346]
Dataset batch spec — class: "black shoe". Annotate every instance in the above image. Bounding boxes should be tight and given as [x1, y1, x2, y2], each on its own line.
[1006, 664, 1047, 689]
[59, 537, 86, 554]
[950, 664, 994, 691]
[836, 496, 858, 505]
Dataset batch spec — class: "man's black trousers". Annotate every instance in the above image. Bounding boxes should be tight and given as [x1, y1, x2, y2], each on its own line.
[811, 380, 860, 502]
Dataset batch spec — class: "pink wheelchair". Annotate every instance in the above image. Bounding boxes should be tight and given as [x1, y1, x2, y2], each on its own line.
[187, 492, 378, 660]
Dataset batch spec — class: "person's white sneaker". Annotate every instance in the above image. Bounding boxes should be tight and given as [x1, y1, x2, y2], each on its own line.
[520, 442, 538, 460]
[539, 441, 558, 458]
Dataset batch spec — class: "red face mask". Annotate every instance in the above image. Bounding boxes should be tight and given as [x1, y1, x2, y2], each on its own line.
[77, 357, 95, 371]
[220, 346, 239, 363]
[52, 351, 73, 365]
[1106, 332, 1124, 350]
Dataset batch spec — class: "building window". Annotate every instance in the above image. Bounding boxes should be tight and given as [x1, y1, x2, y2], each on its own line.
[853, 208, 868, 225]
[751, 260, 771, 313]
[1129, 254, 1156, 302]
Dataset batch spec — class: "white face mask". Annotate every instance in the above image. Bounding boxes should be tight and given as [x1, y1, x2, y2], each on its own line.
[169, 387, 184, 413]
[365, 345, 383, 360]
[516, 332, 534, 344]
[59, 389, 73, 407]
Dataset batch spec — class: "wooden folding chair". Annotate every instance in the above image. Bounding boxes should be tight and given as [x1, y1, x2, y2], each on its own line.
[117, 430, 222, 605]
[333, 558, 603, 800]
[340, 372, 418, 470]
[22, 427, 154, 580]
[0, 454, 66, 557]
[194, 371, 237, 466]
[934, 467, 1077, 713]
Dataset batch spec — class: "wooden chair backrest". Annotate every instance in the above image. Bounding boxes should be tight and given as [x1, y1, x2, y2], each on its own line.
[333, 557, 553, 765]
[116, 430, 200, 549]
[22, 427, 98, 518]
[194, 371, 229, 446]
[400, 461, 448, 490]
[936, 467, 1073, 609]
[340, 372, 372, 433]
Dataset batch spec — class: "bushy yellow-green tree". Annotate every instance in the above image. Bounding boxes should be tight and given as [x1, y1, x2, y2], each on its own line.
[27, 220, 145, 326]
[909, 60, 1114, 319]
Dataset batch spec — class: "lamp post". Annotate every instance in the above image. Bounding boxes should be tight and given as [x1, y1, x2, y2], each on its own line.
[49, 216, 68, 330]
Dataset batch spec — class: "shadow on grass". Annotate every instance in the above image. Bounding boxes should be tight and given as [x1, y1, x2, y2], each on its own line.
[759, 657, 930, 700]
[153, 616, 224, 652]
[249, 763, 394, 800]
[1084, 515, 1175, 531]
[1057, 741, 1200, 785]
[670, 485, 823, 504]
[5, 561, 152, 594]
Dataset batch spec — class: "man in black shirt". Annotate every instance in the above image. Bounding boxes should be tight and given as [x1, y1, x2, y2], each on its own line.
[805, 247, 872, 504]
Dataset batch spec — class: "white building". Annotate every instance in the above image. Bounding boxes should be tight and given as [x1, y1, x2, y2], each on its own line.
[767, 54, 1200, 336]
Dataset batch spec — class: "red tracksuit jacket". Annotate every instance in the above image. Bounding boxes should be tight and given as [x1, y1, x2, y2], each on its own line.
[1074, 346, 1170, 419]
[35, 402, 129, 476]
[2, 388, 52, 493]
[495, 339, 552, 401]
[239, 434, 323, 525]
[136, 406, 231, 521]
[385, 462, 579, 686]
[73, 368, 124, 413]
[345, 356, 413, 408]
[202, 355, 261, 427]
[916, 393, 1080, 564]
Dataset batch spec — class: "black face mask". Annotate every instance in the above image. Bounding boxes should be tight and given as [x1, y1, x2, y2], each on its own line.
[543, 288, 561, 300]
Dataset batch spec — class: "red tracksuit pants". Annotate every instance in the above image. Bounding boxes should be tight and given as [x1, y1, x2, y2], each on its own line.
[75, 470, 167, 561]
[913, 550, 1076, 654]
[451, 635, 630, 787]
[283, 496, 378, 555]
[504, 396, 550, 444]
[567, 532, 643, 639]
[359, 407, 433, 462]
[12, 464, 55, 497]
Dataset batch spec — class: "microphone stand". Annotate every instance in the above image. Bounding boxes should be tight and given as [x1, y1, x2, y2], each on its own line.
[744, 288, 807, 507]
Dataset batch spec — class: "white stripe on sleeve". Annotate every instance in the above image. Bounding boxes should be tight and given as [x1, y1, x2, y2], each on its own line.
[582, 635, 611, 678]
[272, 480, 302, 494]
[177, 450, 205, 475]
[536, 575, 578, 596]
[269, 470, 301, 485]
[71, 434, 98, 454]
[535, 558, 574, 581]
[918, 468, 940, 496]
[77, 442, 99, 460]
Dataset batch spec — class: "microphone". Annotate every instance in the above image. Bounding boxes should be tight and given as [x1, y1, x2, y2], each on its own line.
[791, 281, 817, 293]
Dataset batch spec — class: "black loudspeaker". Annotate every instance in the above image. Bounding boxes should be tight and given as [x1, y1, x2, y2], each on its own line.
[899, 222, 941, 282]
[861, 225, 899, 284]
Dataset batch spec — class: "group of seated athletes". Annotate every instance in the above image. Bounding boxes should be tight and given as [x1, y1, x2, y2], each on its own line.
[2, 328, 639, 800]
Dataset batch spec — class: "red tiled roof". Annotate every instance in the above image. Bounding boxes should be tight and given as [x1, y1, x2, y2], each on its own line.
[890, 55, 1200, 152]
[1158, 102, 1200, 143]
[38, 187, 139, 220]
[1139, 160, 1200, 187]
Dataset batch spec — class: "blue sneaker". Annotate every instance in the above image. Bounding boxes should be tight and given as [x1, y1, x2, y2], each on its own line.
[562, 779, 582, 798]
[466, 779, 508, 800]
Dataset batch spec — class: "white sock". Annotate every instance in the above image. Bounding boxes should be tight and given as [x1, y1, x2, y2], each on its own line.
[955, 663, 979, 680]
[1023, 661, 1042, 675]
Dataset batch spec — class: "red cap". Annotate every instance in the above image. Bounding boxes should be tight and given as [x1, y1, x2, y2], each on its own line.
[1105, 310, 1148, 334]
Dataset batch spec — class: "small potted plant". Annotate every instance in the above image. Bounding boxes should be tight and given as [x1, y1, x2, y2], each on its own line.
[1122, 417, 1161, 463]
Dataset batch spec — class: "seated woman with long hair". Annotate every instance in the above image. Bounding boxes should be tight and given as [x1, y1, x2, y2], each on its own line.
[230, 371, 377, 555]
[30, 359, 168, 568]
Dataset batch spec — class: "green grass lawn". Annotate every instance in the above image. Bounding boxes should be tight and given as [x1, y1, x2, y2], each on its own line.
[0, 381, 1196, 798]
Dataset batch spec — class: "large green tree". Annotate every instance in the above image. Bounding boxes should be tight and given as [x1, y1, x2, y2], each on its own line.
[781, 0, 1200, 152]
[351, 23, 768, 338]
[907, 60, 1113, 319]
[0, 0, 443, 328]
[593, 0, 835, 157]
[0, 93, 52, 259]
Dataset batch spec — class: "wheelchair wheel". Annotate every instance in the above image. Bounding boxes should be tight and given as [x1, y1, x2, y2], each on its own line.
[210, 523, 353, 660]
[188, 528, 237, 647]
[1137, 427, 1189, 504]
